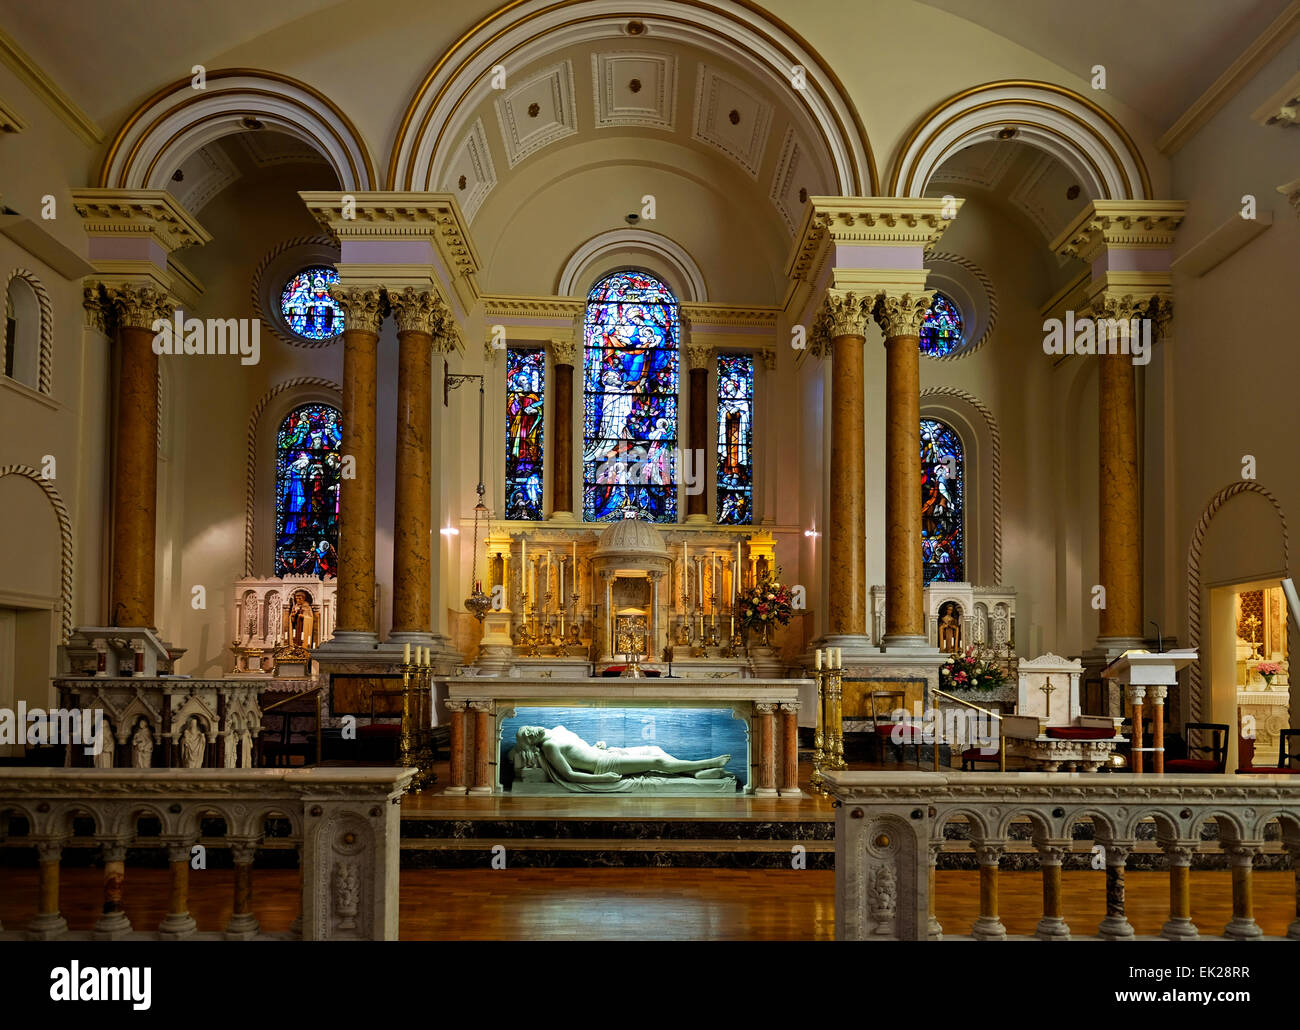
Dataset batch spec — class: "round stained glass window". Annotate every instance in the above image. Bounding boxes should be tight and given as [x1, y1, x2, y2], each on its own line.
[280, 266, 343, 340]
[919, 292, 964, 357]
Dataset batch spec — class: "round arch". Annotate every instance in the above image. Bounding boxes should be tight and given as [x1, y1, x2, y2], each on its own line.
[3, 269, 54, 395]
[388, 0, 877, 196]
[99, 69, 376, 191]
[0, 465, 74, 642]
[890, 80, 1152, 201]
[558, 229, 707, 302]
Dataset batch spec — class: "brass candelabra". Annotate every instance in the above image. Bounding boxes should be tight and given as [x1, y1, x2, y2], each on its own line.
[811, 648, 845, 796]
[398, 652, 437, 791]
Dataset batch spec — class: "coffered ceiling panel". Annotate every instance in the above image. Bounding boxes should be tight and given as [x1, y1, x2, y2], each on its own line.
[591, 50, 678, 131]
[769, 127, 813, 234]
[691, 63, 772, 179]
[494, 60, 579, 168]
[441, 117, 498, 223]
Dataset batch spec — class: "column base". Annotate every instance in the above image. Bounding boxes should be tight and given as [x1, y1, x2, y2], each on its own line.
[225, 913, 261, 940]
[1159, 918, 1198, 941]
[683, 513, 711, 525]
[778, 788, 804, 801]
[1097, 915, 1135, 939]
[315, 631, 379, 653]
[26, 913, 68, 940]
[92, 910, 133, 940]
[818, 634, 876, 661]
[927, 914, 943, 940]
[290, 912, 303, 939]
[1287, 919, 1300, 941]
[1224, 917, 1262, 940]
[971, 916, 1007, 940]
[880, 635, 940, 653]
[157, 913, 198, 939]
[547, 510, 577, 522]
[1034, 916, 1071, 941]
[751, 787, 779, 798]
[467, 785, 494, 796]
[442, 785, 469, 795]
[385, 631, 438, 648]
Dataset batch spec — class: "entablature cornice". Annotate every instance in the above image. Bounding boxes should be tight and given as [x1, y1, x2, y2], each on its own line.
[71, 188, 212, 254]
[787, 196, 963, 284]
[1051, 200, 1188, 261]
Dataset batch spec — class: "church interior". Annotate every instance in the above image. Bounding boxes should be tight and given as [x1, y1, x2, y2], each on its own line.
[1, 0, 1299, 959]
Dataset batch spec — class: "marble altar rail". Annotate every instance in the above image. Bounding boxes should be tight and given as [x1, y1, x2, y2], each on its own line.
[441, 677, 811, 798]
[0, 767, 413, 940]
[824, 770, 1300, 941]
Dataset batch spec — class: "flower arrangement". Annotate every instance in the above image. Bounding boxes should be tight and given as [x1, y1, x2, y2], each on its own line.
[737, 570, 794, 639]
[1257, 661, 1281, 686]
[940, 646, 1009, 693]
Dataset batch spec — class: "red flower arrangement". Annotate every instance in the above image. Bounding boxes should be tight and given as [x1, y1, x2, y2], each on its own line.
[940, 646, 1008, 693]
[737, 571, 794, 633]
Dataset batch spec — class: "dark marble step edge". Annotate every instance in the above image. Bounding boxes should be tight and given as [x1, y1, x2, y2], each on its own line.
[399, 818, 833, 840]
[400, 837, 835, 852]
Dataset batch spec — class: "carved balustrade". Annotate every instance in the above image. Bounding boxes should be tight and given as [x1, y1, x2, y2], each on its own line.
[0, 767, 413, 940]
[825, 770, 1300, 941]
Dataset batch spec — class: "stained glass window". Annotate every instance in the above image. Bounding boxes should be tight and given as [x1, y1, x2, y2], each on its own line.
[921, 417, 964, 584]
[716, 354, 753, 525]
[275, 403, 342, 577]
[582, 271, 679, 522]
[505, 349, 545, 520]
[280, 266, 343, 340]
[919, 292, 963, 357]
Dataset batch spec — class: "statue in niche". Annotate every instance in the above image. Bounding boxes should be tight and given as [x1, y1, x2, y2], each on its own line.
[240, 724, 254, 768]
[224, 716, 241, 769]
[938, 601, 962, 654]
[94, 720, 115, 769]
[288, 591, 315, 649]
[180, 716, 206, 769]
[509, 725, 734, 793]
[131, 719, 154, 769]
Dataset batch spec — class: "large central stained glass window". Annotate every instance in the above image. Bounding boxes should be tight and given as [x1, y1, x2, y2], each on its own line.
[275, 403, 342, 577]
[920, 417, 964, 583]
[716, 354, 753, 524]
[582, 271, 679, 522]
[505, 349, 545, 520]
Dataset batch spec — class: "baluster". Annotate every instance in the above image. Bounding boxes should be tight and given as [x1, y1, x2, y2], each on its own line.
[1033, 838, 1071, 940]
[1223, 841, 1263, 940]
[93, 838, 132, 939]
[290, 844, 304, 939]
[158, 839, 198, 939]
[1095, 837, 1136, 939]
[27, 838, 69, 940]
[225, 839, 261, 939]
[927, 839, 943, 940]
[1158, 837, 1199, 940]
[971, 841, 1007, 940]
[1286, 838, 1300, 941]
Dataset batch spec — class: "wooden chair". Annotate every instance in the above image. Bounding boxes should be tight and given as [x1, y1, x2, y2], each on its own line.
[869, 690, 923, 766]
[1165, 722, 1228, 773]
[1238, 729, 1300, 774]
[257, 690, 321, 767]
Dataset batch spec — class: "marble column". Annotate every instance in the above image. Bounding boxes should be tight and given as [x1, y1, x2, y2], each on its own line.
[158, 841, 198, 939]
[875, 292, 933, 648]
[1131, 686, 1146, 774]
[971, 842, 1007, 940]
[27, 840, 68, 939]
[93, 840, 132, 939]
[103, 286, 171, 628]
[823, 291, 871, 641]
[685, 343, 711, 521]
[754, 703, 777, 797]
[1158, 838, 1199, 940]
[1033, 839, 1071, 940]
[1223, 842, 1263, 940]
[778, 703, 800, 797]
[388, 288, 438, 646]
[469, 701, 495, 794]
[225, 839, 260, 939]
[329, 287, 384, 644]
[927, 840, 943, 939]
[1096, 838, 1136, 939]
[1151, 685, 1166, 774]
[550, 339, 577, 518]
[446, 700, 469, 794]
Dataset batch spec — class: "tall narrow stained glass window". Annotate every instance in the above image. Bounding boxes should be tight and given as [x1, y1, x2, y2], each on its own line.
[716, 354, 753, 524]
[275, 403, 342, 577]
[920, 417, 964, 584]
[505, 349, 546, 520]
[919, 292, 963, 357]
[582, 271, 679, 522]
[279, 266, 344, 341]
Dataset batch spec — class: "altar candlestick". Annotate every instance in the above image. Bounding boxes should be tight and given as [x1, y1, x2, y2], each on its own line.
[403, 642, 411, 665]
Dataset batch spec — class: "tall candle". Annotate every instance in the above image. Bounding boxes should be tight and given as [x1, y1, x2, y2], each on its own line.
[815, 648, 822, 670]
[697, 558, 703, 608]
[684, 540, 689, 609]
[572, 540, 577, 593]
[403, 642, 411, 665]
[521, 537, 527, 605]
[547, 550, 552, 596]
[559, 559, 565, 600]
[735, 540, 741, 606]
[711, 554, 717, 612]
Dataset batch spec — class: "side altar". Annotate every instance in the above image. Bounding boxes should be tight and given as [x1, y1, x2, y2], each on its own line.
[441, 677, 807, 798]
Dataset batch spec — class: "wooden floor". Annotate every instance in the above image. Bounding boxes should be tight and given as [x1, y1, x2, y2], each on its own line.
[1, 866, 1294, 940]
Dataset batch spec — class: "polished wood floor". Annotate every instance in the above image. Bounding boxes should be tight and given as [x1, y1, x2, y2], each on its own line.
[1, 866, 1293, 940]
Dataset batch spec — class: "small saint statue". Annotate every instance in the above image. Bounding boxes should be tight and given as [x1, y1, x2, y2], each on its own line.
[131, 719, 154, 769]
[288, 592, 315, 650]
[180, 716, 206, 769]
[224, 717, 241, 769]
[938, 602, 962, 654]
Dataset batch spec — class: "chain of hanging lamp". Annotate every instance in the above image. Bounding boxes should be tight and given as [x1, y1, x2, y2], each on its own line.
[464, 374, 492, 620]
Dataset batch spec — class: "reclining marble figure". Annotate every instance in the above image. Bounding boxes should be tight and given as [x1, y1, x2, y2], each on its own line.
[509, 725, 737, 793]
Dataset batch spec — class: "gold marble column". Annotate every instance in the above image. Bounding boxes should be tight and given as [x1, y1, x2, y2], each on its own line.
[225, 839, 260, 939]
[1034, 839, 1071, 940]
[445, 700, 469, 794]
[387, 288, 439, 643]
[330, 287, 384, 642]
[103, 286, 172, 628]
[469, 701, 495, 795]
[1224, 842, 1263, 940]
[158, 840, 198, 939]
[92, 840, 131, 939]
[685, 343, 711, 521]
[823, 291, 871, 638]
[1158, 838, 1199, 940]
[875, 292, 932, 647]
[971, 842, 1007, 940]
[551, 339, 577, 518]
[27, 840, 68, 939]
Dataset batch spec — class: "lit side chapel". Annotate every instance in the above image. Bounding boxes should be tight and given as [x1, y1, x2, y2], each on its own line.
[0, 0, 1297, 946]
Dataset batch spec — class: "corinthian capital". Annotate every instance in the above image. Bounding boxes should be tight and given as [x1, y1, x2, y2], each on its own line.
[685, 342, 712, 371]
[873, 291, 933, 339]
[809, 290, 871, 356]
[550, 338, 579, 367]
[101, 283, 176, 331]
[387, 286, 441, 336]
[1089, 291, 1173, 339]
[329, 286, 385, 334]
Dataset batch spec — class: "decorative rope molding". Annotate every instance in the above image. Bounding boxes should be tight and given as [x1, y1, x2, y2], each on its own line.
[0, 465, 73, 642]
[244, 377, 341, 575]
[919, 387, 1002, 583]
[4, 268, 54, 394]
[924, 251, 998, 360]
[249, 235, 341, 350]
[1185, 481, 1289, 722]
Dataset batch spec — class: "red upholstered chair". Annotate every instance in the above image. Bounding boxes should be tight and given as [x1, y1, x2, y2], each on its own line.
[1166, 722, 1228, 773]
[1237, 730, 1300, 774]
[870, 690, 923, 766]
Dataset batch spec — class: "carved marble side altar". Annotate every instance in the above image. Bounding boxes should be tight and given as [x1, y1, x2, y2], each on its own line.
[441, 677, 806, 799]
